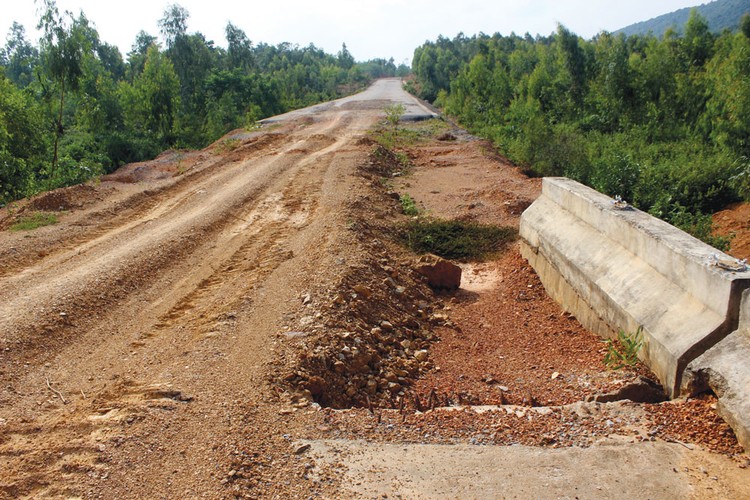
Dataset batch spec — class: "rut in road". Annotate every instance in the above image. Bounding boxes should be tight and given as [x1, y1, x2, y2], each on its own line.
[0, 102, 377, 497]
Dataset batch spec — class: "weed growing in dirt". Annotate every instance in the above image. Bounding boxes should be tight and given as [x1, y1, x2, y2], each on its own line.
[400, 194, 420, 216]
[10, 212, 58, 231]
[384, 103, 406, 126]
[372, 144, 412, 175]
[604, 326, 644, 370]
[371, 118, 450, 150]
[215, 138, 240, 154]
[401, 219, 516, 261]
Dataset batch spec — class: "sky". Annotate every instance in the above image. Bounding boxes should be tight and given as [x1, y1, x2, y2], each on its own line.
[2, 0, 704, 65]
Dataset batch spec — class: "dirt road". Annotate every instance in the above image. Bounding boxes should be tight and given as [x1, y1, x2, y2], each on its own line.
[0, 79, 426, 497]
[1, 79, 747, 498]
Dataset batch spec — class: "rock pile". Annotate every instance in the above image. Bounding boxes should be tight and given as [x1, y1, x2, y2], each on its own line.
[275, 139, 461, 409]
[280, 251, 447, 409]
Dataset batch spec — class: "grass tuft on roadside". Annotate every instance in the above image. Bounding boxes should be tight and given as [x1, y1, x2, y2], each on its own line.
[371, 117, 451, 150]
[10, 212, 58, 231]
[400, 219, 517, 261]
[400, 193, 420, 216]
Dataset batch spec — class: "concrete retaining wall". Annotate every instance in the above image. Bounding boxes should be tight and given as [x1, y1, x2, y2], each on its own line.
[519, 178, 750, 399]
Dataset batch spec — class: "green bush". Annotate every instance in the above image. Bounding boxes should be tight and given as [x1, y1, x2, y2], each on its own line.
[662, 204, 732, 251]
[384, 103, 406, 126]
[604, 327, 644, 370]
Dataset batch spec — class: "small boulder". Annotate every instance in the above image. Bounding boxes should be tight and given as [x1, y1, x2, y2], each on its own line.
[415, 254, 462, 290]
[414, 349, 429, 362]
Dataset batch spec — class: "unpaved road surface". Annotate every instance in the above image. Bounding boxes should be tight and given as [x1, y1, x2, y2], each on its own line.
[1, 79, 748, 498]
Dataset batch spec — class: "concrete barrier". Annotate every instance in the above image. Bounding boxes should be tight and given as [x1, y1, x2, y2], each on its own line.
[683, 290, 750, 450]
[519, 178, 750, 399]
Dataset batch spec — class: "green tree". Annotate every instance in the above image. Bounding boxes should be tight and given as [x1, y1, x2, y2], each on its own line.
[121, 45, 180, 145]
[337, 43, 354, 70]
[126, 30, 158, 81]
[37, 0, 89, 173]
[2, 22, 39, 87]
[556, 24, 587, 111]
[703, 33, 750, 157]
[742, 13, 750, 39]
[0, 74, 47, 202]
[158, 3, 189, 49]
[682, 9, 714, 68]
[225, 22, 253, 70]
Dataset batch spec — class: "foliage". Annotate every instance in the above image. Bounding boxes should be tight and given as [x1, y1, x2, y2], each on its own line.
[399, 193, 419, 216]
[214, 138, 240, 154]
[371, 117, 449, 150]
[603, 327, 644, 370]
[384, 103, 406, 126]
[401, 219, 517, 261]
[411, 16, 750, 249]
[9, 212, 58, 231]
[664, 205, 733, 252]
[0, 2, 411, 205]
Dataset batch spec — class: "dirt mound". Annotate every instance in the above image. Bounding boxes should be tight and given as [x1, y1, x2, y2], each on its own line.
[276, 150, 442, 408]
[103, 149, 201, 183]
[279, 249, 439, 409]
[713, 201, 750, 260]
[29, 184, 101, 212]
[359, 143, 404, 178]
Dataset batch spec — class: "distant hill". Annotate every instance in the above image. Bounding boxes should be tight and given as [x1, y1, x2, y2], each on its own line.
[615, 0, 750, 37]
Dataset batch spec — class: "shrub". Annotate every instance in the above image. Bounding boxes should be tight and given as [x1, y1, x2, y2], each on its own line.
[400, 219, 517, 261]
[384, 103, 406, 126]
[399, 193, 419, 216]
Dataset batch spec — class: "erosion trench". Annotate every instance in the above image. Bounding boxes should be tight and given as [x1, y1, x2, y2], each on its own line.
[0, 79, 747, 498]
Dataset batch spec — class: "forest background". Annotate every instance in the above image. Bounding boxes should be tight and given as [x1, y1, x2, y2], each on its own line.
[0, 1, 407, 204]
[409, 10, 750, 248]
[2, 1, 749, 250]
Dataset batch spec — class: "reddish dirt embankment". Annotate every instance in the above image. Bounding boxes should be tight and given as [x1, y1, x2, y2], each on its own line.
[714, 201, 750, 260]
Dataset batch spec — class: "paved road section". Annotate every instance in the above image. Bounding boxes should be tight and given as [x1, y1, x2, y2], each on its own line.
[260, 78, 438, 124]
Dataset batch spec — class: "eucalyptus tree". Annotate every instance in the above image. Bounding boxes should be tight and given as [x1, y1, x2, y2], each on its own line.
[36, 0, 88, 172]
[2, 22, 39, 87]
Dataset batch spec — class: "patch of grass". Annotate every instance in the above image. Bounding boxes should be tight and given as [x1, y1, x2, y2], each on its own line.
[370, 118, 451, 150]
[400, 219, 517, 261]
[10, 212, 58, 231]
[214, 138, 240, 154]
[604, 326, 644, 370]
[394, 151, 412, 172]
[400, 193, 420, 216]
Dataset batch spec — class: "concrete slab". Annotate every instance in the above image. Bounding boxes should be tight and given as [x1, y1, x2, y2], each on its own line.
[260, 78, 437, 124]
[305, 439, 750, 499]
[520, 178, 750, 398]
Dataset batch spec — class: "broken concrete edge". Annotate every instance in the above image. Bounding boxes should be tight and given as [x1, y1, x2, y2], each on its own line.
[519, 177, 750, 403]
[683, 289, 750, 451]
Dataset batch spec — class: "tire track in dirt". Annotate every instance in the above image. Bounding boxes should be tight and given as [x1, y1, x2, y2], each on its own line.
[0, 119, 346, 368]
[0, 131, 290, 280]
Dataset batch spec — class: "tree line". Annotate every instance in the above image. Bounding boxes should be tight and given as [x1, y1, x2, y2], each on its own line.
[410, 11, 750, 248]
[0, 1, 409, 204]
